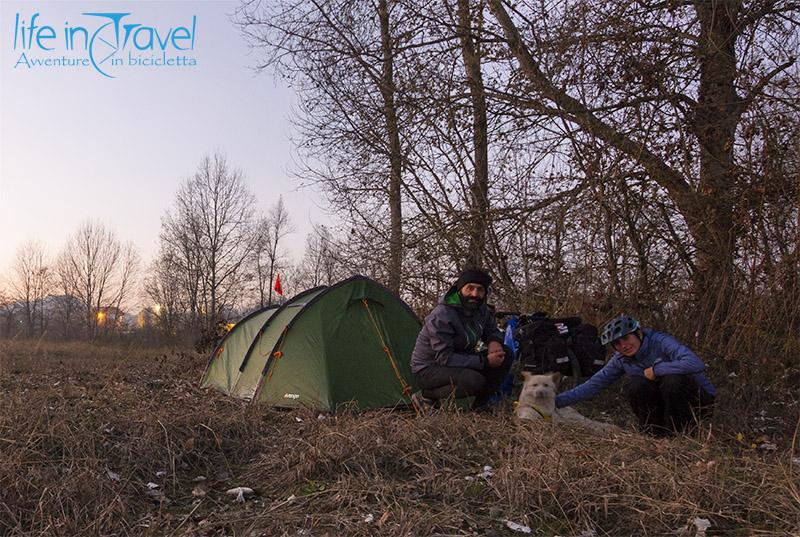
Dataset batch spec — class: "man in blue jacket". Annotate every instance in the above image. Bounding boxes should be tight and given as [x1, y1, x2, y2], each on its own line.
[410, 268, 512, 412]
[555, 314, 716, 436]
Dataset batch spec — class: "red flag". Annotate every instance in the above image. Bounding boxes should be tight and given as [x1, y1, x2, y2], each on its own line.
[274, 273, 283, 296]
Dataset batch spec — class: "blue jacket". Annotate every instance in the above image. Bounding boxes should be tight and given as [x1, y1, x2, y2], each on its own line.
[555, 328, 716, 408]
[410, 286, 504, 374]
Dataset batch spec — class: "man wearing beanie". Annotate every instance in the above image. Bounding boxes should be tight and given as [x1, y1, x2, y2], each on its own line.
[410, 268, 512, 412]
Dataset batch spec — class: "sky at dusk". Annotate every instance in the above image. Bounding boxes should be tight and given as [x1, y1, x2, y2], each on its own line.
[0, 0, 326, 291]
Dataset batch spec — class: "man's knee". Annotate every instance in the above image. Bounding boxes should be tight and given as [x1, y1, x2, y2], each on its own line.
[415, 366, 487, 400]
[459, 369, 487, 395]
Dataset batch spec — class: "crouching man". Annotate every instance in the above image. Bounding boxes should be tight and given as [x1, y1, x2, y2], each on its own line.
[410, 268, 512, 412]
[555, 314, 716, 436]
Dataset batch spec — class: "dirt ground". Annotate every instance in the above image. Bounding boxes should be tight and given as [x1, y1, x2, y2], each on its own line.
[0, 340, 798, 536]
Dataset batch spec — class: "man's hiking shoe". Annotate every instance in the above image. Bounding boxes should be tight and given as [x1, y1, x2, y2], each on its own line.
[411, 391, 437, 415]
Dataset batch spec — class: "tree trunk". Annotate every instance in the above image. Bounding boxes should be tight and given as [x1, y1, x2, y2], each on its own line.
[378, 0, 404, 294]
[458, 0, 490, 268]
[268, 256, 275, 306]
[690, 0, 741, 336]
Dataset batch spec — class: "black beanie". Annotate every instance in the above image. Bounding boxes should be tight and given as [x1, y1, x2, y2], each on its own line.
[454, 268, 492, 290]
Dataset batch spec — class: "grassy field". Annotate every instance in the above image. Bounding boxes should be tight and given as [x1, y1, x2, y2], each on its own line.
[0, 340, 798, 536]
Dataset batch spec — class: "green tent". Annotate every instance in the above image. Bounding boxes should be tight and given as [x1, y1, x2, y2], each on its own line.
[200, 275, 420, 412]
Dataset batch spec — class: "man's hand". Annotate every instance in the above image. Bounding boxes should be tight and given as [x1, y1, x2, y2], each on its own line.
[486, 341, 505, 368]
[644, 367, 656, 381]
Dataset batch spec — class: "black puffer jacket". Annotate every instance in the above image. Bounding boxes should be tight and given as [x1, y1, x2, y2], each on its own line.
[410, 285, 504, 374]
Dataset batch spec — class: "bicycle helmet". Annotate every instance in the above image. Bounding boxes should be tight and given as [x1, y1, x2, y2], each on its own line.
[600, 314, 640, 345]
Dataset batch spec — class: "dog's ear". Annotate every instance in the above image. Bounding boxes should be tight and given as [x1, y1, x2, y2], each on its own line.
[521, 371, 531, 380]
[550, 371, 561, 384]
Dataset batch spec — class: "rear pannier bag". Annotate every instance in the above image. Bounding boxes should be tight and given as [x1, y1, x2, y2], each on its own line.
[515, 315, 606, 377]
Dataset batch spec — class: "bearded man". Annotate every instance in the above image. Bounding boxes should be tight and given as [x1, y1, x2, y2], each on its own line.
[410, 268, 512, 412]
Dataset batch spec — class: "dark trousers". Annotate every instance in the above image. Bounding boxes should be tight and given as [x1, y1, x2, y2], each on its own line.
[626, 374, 715, 436]
[415, 350, 513, 409]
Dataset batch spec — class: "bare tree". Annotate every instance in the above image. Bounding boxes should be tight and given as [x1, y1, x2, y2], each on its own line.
[58, 221, 140, 340]
[144, 246, 185, 337]
[161, 153, 257, 329]
[237, 0, 409, 292]
[106, 244, 139, 336]
[294, 225, 342, 289]
[0, 288, 18, 338]
[252, 197, 294, 306]
[52, 254, 80, 339]
[8, 240, 51, 338]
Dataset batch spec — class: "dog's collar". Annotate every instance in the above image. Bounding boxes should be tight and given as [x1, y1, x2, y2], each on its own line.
[530, 405, 553, 422]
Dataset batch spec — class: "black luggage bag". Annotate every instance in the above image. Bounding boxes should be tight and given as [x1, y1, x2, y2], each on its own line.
[515, 315, 606, 377]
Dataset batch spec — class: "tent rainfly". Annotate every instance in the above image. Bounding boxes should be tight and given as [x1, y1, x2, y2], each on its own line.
[200, 275, 420, 412]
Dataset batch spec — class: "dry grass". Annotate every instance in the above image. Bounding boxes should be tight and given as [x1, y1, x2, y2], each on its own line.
[0, 340, 798, 536]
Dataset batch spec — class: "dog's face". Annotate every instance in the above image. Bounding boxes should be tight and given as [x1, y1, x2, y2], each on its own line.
[520, 372, 561, 399]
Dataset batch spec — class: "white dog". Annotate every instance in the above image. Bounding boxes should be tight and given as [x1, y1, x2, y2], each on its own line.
[516, 372, 616, 432]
